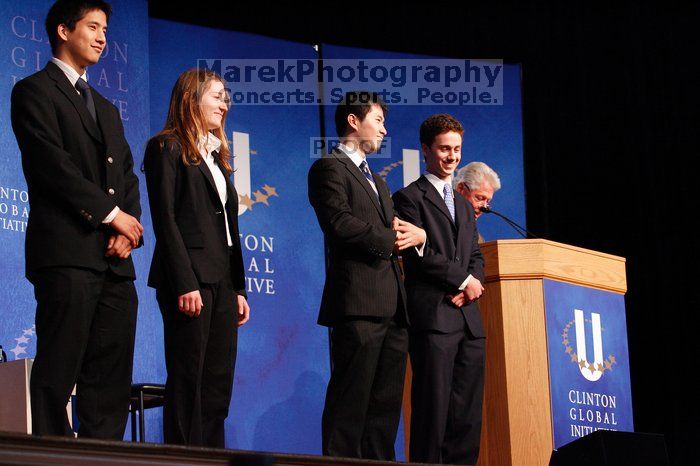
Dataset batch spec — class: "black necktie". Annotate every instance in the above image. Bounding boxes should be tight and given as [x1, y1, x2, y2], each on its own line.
[75, 78, 96, 122]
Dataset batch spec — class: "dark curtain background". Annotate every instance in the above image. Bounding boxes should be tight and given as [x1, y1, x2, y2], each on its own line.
[151, 3, 700, 464]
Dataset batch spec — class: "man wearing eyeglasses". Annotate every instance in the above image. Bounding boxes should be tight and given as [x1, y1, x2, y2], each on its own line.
[454, 162, 501, 242]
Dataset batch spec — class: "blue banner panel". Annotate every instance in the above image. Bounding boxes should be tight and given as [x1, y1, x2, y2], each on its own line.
[320, 44, 525, 241]
[0, 0, 151, 414]
[0, 3, 526, 457]
[149, 19, 328, 453]
[543, 279, 633, 448]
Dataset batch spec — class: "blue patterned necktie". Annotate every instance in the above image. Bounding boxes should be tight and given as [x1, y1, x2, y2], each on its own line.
[444, 183, 455, 222]
[359, 160, 379, 199]
[75, 78, 96, 122]
[359, 160, 373, 183]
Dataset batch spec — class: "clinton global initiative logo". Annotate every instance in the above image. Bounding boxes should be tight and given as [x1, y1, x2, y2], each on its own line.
[376, 160, 403, 180]
[9, 324, 35, 360]
[562, 309, 617, 382]
[232, 131, 279, 215]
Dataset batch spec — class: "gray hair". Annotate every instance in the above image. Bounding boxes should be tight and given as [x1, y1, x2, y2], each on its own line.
[453, 161, 501, 191]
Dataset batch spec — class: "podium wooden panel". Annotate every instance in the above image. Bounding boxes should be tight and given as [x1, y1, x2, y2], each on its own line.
[476, 239, 626, 466]
[0, 359, 77, 435]
[0, 359, 33, 434]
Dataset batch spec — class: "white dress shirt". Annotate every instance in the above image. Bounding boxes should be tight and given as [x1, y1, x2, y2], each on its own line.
[199, 133, 233, 246]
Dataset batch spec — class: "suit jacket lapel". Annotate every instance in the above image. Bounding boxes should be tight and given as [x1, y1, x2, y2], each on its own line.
[418, 175, 457, 231]
[454, 193, 470, 254]
[46, 62, 103, 144]
[93, 91, 113, 138]
[330, 150, 385, 220]
[198, 158, 225, 211]
[225, 172, 239, 215]
[373, 172, 392, 225]
[224, 174, 240, 234]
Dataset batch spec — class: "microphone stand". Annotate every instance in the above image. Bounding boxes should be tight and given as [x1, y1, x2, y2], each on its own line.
[481, 206, 539, 239]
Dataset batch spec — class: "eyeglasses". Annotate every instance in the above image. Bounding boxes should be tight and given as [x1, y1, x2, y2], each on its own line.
[470, 192, 492, 210]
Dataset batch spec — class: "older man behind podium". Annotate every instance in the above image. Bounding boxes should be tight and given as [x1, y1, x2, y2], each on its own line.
[454, 162, 501, 242]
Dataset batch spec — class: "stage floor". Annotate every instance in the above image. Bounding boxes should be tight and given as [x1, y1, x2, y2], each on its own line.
[0, 432, 432, 466]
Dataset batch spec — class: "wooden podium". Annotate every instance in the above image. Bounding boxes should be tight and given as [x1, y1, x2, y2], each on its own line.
[476, 239, 627, 466]
[0, 359, 77, 435]
[0, 359, 33, 434]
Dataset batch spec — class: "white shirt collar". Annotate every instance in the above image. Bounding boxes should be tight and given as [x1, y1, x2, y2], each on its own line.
[424, 172, 453, 196]
[50, 57, 87, 88]
[337, 143, 367, 169]
[198, 133, 222, 159]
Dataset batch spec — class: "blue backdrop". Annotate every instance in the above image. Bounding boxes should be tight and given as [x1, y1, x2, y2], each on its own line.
[0, 0, 525, 456]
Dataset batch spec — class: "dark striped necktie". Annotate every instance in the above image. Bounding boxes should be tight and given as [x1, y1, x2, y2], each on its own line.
[75, 78, 96, 122]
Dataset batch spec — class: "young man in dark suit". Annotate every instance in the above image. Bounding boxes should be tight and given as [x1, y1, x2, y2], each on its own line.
[392, 114, 486, 464]
[10, 0, 143, 439]
[308, 91, 425, 460]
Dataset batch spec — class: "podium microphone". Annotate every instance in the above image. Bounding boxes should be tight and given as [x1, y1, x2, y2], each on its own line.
[481, 206, 539, 239]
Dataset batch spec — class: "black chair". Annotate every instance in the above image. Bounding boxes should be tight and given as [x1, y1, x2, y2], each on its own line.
[129, 383, 165, 442]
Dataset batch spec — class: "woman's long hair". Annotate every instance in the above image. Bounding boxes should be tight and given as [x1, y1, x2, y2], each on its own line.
[156, 68, 233, 175]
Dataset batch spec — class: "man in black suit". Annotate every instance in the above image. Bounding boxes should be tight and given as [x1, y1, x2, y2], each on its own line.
[393, 114, 486, 464]
[308, 91, 425, 460]
[10, 0, 143, 439]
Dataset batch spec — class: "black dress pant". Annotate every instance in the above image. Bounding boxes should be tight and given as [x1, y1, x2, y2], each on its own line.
[322, 316, 408, 460]
[409, 328, 485, 465]
[157, 272, 238, 448]
[30, 267, 137, 439]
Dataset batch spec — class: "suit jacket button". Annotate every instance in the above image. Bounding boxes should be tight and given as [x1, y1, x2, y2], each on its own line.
[108, 188, 115, 195]
[107, 156, 114, 164]
[455, 257, 460, 262]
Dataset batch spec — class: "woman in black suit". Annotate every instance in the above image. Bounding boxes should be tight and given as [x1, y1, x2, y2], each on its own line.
[144, 68, 250, 447]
